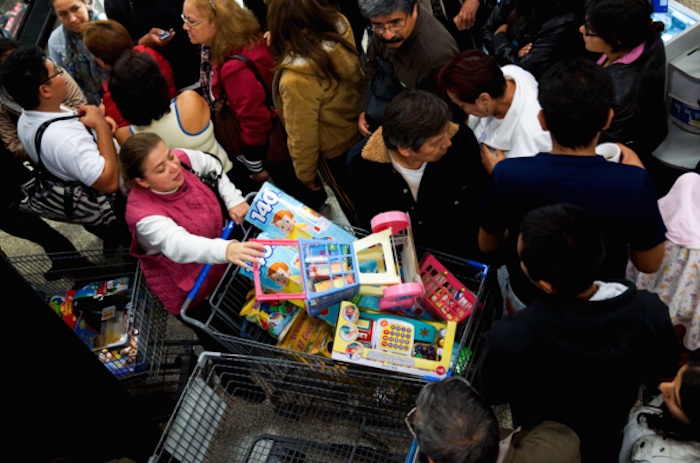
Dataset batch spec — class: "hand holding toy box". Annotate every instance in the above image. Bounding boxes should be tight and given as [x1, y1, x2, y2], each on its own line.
[332, 301, 457, 380]
[245, 182, 356, 243]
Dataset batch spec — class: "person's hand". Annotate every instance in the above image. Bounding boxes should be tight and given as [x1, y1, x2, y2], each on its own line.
[618, 143, 645, 169]
[228, 202, 250, 224]
[358, 111, 372, 137]
[77, 105, 109, 130]
[138, 28, 175, 48]
[517, 43, 532, 58]
[480, 143, 506, 174]
[104, 116, 118, 135]
[495, 23, 508, 35]
[453, 0, 479, 30]
[225, 240, 265, 270]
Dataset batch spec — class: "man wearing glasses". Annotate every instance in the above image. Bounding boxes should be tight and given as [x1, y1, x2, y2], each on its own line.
[406, 376, 580, 463]
[357, 0, 458, 135]
[0, 46, 131, 250]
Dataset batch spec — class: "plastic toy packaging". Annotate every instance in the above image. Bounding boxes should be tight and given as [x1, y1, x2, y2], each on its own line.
[239, 289, 302, 340]
[245, 181, 356, 243]
[67, 277, 133, 351]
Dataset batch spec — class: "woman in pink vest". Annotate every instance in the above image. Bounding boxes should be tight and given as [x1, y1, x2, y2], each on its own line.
[119, 132, 264, 345]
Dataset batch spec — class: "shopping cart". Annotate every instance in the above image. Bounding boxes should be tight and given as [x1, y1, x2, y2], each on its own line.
[9, 249, 168, 382]
[181, 221, 502, 382]
[150, 351, 426, 463]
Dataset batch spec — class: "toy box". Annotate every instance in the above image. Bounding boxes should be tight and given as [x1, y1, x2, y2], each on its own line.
[245, 182, 356, 243]
[239, 289, 303, 340]
[298, 239, 360, 315]
[418, 253, 476, 323]
[331, 301, 457, 380]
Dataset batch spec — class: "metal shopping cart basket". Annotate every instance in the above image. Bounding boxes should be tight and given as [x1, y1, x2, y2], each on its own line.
[150, 351, 427, 463]
[181, 221, 502, 382]
[9, 249, 168, 382]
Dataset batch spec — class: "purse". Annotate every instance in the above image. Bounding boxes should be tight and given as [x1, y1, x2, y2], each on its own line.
[177, 149, 229, 219]
[18, 115, 117, 227]
[227, 54, 291, 165]
[211, 76, 244, 159]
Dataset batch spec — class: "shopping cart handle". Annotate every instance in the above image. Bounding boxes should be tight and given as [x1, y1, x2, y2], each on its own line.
[186, 220, 236, 301]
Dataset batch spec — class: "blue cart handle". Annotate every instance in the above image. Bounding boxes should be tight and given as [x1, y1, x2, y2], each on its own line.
[186, 220, 236, 301]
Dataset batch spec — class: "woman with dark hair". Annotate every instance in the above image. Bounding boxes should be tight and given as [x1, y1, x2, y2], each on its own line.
[620, 351, 700, 461]
[438, 49, 551, 173]
[47, 0, 109, 105]
[183, 0, 275, 190]
[482, 0, 585, 80]
[108, 50, 231, 177]
[266, 0, 363, 221]
[82, 19, 177, 128]
[582, 0, 668, 170]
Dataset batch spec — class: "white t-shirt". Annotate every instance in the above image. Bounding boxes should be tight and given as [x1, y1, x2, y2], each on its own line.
[17, 108, 115, 187]
[468, 65, 552, 158]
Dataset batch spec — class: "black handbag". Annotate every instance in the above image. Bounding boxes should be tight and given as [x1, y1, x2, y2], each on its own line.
[364, 54, 405, 132]
[18, 115, 117, 226]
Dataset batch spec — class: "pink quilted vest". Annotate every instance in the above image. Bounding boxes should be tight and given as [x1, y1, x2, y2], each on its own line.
[125, 150, 227, 315]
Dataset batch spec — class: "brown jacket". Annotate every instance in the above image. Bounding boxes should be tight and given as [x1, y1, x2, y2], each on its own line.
[272, 14, 363, 187]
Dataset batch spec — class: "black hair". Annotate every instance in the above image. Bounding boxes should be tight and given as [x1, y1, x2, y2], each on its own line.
[381, 89, 451, 151]
[519, 203, 605, 298]
[585, 0, 663, 52]
[108, 50, 170, 126]
[0, 46, 50, 110]
[538, 58, 613, 149]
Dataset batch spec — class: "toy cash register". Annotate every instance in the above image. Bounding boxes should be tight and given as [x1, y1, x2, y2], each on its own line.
[332, 301, 457, 380]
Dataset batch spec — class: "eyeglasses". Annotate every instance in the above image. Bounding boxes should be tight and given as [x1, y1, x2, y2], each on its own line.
[40, 60, 64, 86]
[370, 14, 408, 34]
[181, 13, 207, 27]
[404, 407, 417, 439]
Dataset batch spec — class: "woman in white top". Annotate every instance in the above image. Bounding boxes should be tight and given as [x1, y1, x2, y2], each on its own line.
[438, 49, 552, 173]
[110, 50, 232, 175]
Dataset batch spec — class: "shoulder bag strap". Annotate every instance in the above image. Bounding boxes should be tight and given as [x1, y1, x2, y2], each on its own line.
[226, 54, 274, 111]
[32, 114, 82, 179]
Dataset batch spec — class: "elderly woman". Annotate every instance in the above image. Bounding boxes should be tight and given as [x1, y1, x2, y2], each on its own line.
[182, 0, 274, 191]
[438, 49, 552, 173]
[581, 0, 668, 168]
[347, 89, 488, 260]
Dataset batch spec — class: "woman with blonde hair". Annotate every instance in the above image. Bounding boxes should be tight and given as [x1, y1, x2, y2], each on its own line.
[266, 0, 363, 222]
[182, 0, 274, 192]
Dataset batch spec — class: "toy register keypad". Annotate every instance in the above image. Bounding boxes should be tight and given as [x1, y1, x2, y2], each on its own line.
[374, 318, 414, 354]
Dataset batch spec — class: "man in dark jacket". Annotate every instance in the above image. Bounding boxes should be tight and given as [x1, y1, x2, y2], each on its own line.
[357, 0, 458, 135]
[347, 89, 488, 261]
[474, 203, 681, 463]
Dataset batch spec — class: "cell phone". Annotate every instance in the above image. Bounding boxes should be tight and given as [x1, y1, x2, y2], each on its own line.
[158, 30, 172, 40]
